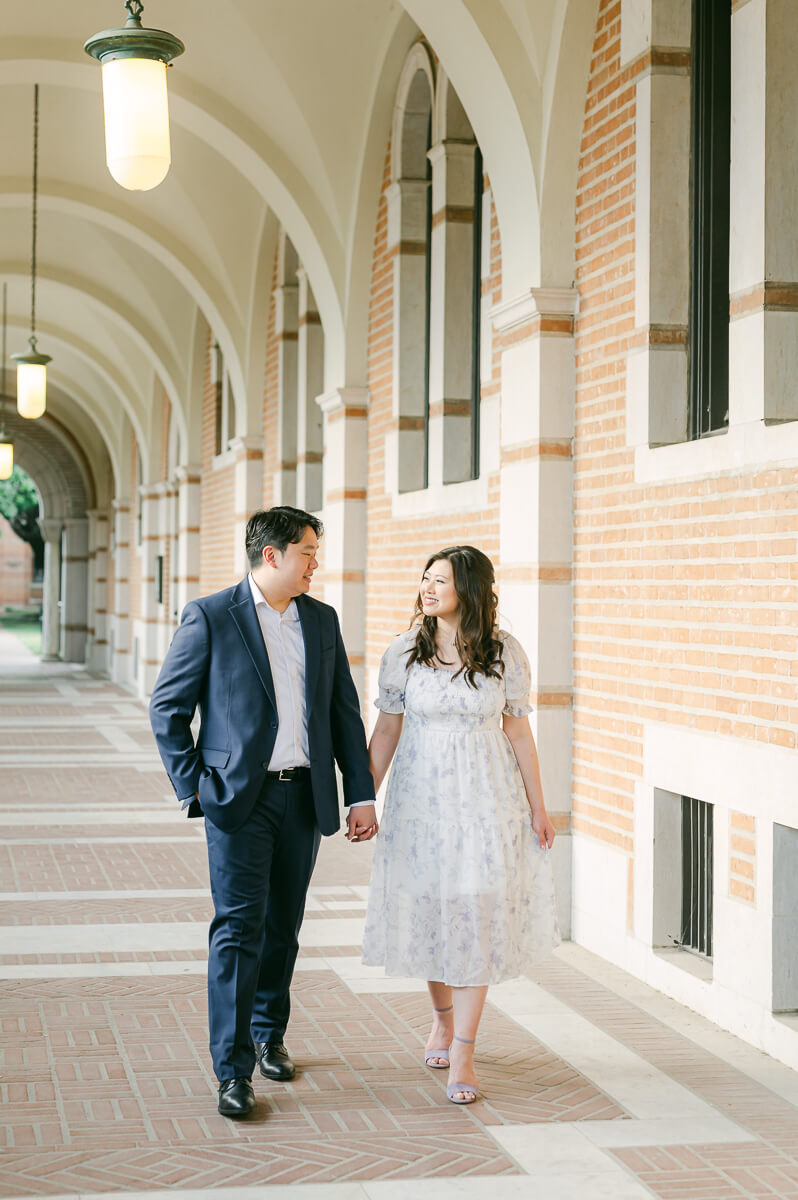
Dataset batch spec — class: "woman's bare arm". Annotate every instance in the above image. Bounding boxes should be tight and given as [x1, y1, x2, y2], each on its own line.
[502, 713, 556, 849]
[368, 710, 404, 793]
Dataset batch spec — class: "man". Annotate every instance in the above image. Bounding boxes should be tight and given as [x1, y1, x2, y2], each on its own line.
[149, 506, 378, 1117]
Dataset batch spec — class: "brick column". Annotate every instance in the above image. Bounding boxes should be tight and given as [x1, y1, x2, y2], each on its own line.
[317, 387, 368, 696]
[110, 499, 131, 683]
[174, 465, 201, 616]
[492, 287, 577, 935]
[60, 518, 89, 663]
[296, 268, 324, 513]
[729, 0, 798, 425]
[86, 509, 109, 673]
[230, 436, 264, 578]
[38, 518, 63, 662]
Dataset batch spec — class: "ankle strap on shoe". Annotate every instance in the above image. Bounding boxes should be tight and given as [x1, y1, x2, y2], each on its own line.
[433, 1005, 453, 1014]
[453, 1034, 475, 1044]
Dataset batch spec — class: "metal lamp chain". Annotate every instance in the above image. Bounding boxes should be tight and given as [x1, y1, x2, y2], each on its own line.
[30, 84, 39, 343]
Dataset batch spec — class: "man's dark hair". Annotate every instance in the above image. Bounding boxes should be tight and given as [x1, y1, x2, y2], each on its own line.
[245, 506, 323, 568]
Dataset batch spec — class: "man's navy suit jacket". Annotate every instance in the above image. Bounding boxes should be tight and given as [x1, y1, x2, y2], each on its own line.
[149, 578, 375, 834]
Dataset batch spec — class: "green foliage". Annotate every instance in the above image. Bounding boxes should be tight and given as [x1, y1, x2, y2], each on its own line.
[0, 466, 39, 525]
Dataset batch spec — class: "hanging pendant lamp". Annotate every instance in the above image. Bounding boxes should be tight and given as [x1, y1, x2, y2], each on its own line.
[0, 284, 14, 480]
[13, 85, 50, 422]
[85, 1, 185, 192]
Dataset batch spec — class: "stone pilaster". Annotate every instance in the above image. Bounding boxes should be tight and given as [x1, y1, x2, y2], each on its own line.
[110, 499, 131, 684]
[386, 178, 429, 493]
[428, 139, 479, 485]
[60, 518, 89, 664]
[273, 281, 299, 504]
[38, 518, 63, 662]
[296, 268, 324, 513]
[316, 387, 368, 697]
[230, 437, 264, 579]
[86, 509, 109, 673]
[492, 286, 578, 935]
[175, 465, 201, 617]
[729, 0, 798, 425]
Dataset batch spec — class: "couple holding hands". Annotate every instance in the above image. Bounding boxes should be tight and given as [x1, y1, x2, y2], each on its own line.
[150, 505, 559, 1117]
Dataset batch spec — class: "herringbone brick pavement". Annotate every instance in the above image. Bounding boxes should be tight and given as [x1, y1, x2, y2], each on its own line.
[2, 646, 798, 1197]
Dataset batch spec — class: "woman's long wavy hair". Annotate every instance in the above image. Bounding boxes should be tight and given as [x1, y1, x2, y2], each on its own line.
[406, 545, 504, 687]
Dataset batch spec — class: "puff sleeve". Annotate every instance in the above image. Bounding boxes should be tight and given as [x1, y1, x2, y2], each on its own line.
[374, 632, 413, 714]
[501, 632, 533, 717]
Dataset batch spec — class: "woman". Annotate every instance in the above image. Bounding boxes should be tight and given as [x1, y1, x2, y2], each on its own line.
[360, 545, 560, 1104]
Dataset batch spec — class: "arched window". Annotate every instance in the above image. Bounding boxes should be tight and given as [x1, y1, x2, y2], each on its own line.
[389, 44, 435, 493]
[431, 72, 483, 484]
[211, 341, 234, 457]
[272, 230, 325, 512]
[389, 48, 485, 494]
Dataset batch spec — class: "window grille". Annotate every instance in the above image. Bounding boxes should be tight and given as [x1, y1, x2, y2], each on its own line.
[681, 794, 713, 956]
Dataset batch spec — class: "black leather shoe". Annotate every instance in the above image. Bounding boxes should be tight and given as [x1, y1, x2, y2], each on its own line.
[255, 1041, 296, 1081]
[217, 1076, 256, 1117]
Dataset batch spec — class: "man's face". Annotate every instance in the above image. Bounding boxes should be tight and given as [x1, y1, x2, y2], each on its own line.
[268, 527, 320, 596]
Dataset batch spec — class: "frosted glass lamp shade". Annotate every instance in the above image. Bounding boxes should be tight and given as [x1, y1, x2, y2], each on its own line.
[16, 362, 47, 419]
[102, 57, 171, 190]
[0, 439, 13, 480]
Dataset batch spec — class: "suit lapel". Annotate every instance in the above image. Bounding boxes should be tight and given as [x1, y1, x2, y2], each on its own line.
[296, 594, 320, 717]
[228, 578, 277, 713]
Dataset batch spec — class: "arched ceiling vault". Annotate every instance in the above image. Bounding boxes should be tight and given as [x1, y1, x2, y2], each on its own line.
[0, 0, 593, 488]
[2, 404, 96, 518]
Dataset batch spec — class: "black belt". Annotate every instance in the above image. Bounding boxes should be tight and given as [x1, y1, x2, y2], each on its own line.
[264, 766, 311, 783]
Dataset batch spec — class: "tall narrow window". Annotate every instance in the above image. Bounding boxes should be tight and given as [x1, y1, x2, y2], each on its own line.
[470, 146, 483, 481]
[392, 48, 434, 494]
[688, 0, 731, 439]
[212, 342, 224, 456]
[681, 795, 713, 957]
[422, 111, 432, 490]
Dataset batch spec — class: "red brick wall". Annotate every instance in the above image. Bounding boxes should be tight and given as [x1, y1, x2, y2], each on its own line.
[364, 145, 502, 683]
[572, 0, 798, 893]
[0, 514, 33, 607]
[199, 331, 236, 593]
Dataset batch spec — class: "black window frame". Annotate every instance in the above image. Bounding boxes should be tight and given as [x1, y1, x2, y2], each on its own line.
[470, 145, 483, 482]
[688, 0, 731, 440]
[681, 794, 714, 957]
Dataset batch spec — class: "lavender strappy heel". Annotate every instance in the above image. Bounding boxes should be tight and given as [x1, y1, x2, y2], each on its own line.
[446, 1034, 480, 1104]
[424, 1005, 453, 1068]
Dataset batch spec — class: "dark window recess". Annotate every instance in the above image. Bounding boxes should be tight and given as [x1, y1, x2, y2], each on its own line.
[155, 554, 164, 605]
[213, 342, 224, 456]
[214, 379, 223, 456]
[422, 112, 433, 490]
[681, 795, 713, 956]
[470, 145, 483, 482]
[688, 0, 731, 439]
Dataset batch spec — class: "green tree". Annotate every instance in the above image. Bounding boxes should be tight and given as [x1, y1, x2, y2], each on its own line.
[0, 466, 44, 576]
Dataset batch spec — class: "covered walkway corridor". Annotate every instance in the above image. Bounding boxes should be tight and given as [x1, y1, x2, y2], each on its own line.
[2, 633, 798, 1200]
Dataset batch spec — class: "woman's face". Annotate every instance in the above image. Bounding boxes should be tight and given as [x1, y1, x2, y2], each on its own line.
[420, 558, 460, 621]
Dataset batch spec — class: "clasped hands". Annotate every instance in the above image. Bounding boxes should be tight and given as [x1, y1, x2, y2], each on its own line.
[346, 803, 378, 842]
